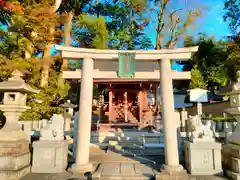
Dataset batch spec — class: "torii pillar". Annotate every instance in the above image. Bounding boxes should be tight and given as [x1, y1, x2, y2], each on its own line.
[71, 56, 94, 174]
[158, 59, 186, 177]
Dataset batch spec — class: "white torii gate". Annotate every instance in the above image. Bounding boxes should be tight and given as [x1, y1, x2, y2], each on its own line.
[55, 45, 198, 174]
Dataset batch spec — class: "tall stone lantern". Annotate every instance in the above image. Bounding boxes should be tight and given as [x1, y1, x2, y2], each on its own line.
[222, 71, 240, 180]
[225, 71, 240, 144]
[59, 99, 77, 131]
[0, 70, 39, 180]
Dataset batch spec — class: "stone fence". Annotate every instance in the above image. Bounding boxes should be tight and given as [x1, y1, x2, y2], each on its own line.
[177, 101, 231, 117]
[19, 119, 50, 131]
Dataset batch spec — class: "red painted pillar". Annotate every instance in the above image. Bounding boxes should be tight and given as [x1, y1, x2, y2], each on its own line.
[138, 91, 143, 122]
[108, 90, 113, 122]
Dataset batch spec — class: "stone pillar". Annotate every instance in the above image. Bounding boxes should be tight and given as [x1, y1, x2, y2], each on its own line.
[197, 102, 203, 115]
[124, 92, 128, 122]
[72, 57, 94, 173]
[108, 90, 113, 122]
[159, 59, 184, 173]
[180, 108, 188, 131]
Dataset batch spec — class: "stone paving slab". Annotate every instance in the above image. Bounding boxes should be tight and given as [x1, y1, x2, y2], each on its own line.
[21, 148, 231, 180]
[92, 162, 155, 180]
[90, 151, 140, 164]
[120, 163, 135, 174]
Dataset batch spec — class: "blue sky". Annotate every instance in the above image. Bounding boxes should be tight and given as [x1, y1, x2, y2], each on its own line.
[146, 0, 230, 46]
[194, 0, 229, 39]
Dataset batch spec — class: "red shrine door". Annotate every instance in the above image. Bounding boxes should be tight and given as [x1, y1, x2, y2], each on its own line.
[110, 91, 139, 123]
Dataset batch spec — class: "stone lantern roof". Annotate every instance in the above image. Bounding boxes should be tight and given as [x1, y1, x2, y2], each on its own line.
[59, 99, 77, 108]
[0, 70, 39, 94]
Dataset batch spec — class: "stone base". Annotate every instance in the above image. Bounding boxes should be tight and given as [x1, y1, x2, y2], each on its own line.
[156, 172, 189, 180]
[69, 163, 93, 175]
[222, 143, 240, 180]
[31, 140, 68, 173]
[222, 143, 240, 160]
[0, 140, 29, 156]
[0, 152, 30, 170]
[0, 165, 30, 180]
[226, 170, 240, 180]
[0, 140, 31, 180]
[184, 141, 223, 175]
[156, 165, 189, 180]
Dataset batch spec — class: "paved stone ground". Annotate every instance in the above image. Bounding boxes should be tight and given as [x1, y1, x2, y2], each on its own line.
[21, 147, 230, 180]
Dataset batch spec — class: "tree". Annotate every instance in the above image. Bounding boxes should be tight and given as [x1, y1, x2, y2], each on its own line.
[223, 0, 240, 36]
[225, 36, 240, 81]
[183, 34, 230, 91]
[58, 0, 91, 70]
[86, 0, 153, 50]
[39, 0, 63, 87]
[0, 0, 70, 120]
[223, 0, 240, 81]
[189, 65, 206, 89]
[150, 0, 203, 49]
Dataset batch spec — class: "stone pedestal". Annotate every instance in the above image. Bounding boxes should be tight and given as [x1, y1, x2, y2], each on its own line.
[31, 140, 68, 173]
[0, 140, 31, 180]
[184, 141, 223, 175]
[222, 143, 240, 180]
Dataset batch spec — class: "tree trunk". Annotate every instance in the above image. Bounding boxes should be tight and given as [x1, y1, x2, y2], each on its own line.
[40, 44, 52, 87]
[58, 12, 74, 89]
[62, 12, 73, 70]
[155, 1, 168, 50]
[40, 0, 62, 88]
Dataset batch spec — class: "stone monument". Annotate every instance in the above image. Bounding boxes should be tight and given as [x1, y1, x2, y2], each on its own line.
[222, 71, 240, 180]
[31, 114, 68, 173]
[0, 70, 39, 180]
[184, 115, 223, 175]
[59, 100, 77, 131]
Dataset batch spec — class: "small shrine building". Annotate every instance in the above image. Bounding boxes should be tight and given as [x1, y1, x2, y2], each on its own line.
[55, 45, 198, 175]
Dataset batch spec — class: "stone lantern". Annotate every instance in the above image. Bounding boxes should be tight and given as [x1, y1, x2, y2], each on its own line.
[0, 70, 39, 180]
[222, 71, 240, 180]
[59, 99, 77, 131]
[225, 71, 240, 144]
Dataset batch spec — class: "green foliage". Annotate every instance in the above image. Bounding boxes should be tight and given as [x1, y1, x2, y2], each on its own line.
[21, 64, 70, 120]
[0, 1, 70, 120]
[184, 35, 230, 91]
[86, 1, 153, 50]
[189, 65, 207, 89]
[0, 58, 70, 120]
[74, 14, 108, 49]
[223, 0, 240, 35]
[202, 117, 235, 122]
[223, 0, 240, 81]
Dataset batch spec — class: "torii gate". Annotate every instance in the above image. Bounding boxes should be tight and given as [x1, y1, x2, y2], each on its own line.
[55, 45, 198, 174]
